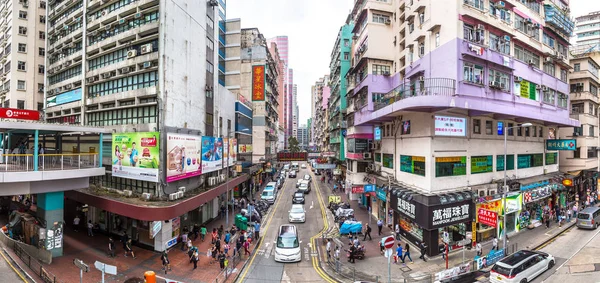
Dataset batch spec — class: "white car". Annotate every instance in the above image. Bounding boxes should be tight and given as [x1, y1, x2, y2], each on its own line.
[288, 204, 306, 223]
[274, 225, 301, 262]
[301, 164, 307, 169]
[490, 250, 555, 283]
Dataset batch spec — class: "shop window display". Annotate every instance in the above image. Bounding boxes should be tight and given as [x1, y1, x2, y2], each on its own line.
[438, 223, 467, 252]
[400, 217, 423, 241]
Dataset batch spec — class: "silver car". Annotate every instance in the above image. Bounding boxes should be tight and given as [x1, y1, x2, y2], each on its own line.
[288, 204, 306, 223]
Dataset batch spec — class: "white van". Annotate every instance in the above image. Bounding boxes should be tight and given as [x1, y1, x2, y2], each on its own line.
[274, 224, 301, 262]
[291, 162, 299, 171]
[261, 182, 278, 204]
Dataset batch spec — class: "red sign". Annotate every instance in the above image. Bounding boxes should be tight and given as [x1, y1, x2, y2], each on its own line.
[383, 236, 395, 249]
[251, 65, 265, 101]
[351, 186, 364, 194]
[141, 136, 157, 147]
[477, 208, 498, 227]
[277, 152, 307, 162]
[0, 108, 40, 121]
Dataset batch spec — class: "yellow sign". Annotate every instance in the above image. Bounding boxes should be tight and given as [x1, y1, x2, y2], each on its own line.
[328, 196, 341, 204]
[520, 80, 530, 99]
[472, 222, 477, 243]
[436, 156, 463, 163]
[413, 156, 425, 162]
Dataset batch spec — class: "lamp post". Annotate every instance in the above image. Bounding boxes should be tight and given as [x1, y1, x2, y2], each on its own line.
[502, 122, 532, 250]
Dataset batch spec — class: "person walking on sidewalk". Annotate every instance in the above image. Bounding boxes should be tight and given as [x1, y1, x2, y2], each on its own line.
[544, 212, 550, 229]
[567, 208, 572, 223]
[191, 249, 199, 270]
[441, 242, 448, 260]
[402, 242, 413, 264]
[394, 243, 404, 264]
[218, 225, 224, 240]
[492, 237, 498, 251]
[215, 238, 222, 253]
[418, 242, 427, 262]
[200, 225, 207, 242]
[218, 251, 226, 270]
[180, 232, 188, 251]
[254, 222, 261, 240]
[243, 238, 251, 257]
[108, 237, 116, 258]
[124, 239, 136, 259]
[334, 245, 341, 262]
[211, 228, 218, 244]
[193, 224, 199, 240]
[395, 224, 400, 240]
[235, 237, 243, 258]
[380, 240, 385, 255]
[377, 219, 384, 236]
[161, 251, 171, 274]
[476, 243, 482, 256]
[363, 224, 372, 241]
[87, 220, 94, 237]
[326, 239, 332, 261]
[224, 230, 231, 244]
[348, 245, 356, 263]
[73, 215, 80, 232]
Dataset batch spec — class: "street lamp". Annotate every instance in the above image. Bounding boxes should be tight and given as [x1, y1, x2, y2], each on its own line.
[502, 122, 532, 250]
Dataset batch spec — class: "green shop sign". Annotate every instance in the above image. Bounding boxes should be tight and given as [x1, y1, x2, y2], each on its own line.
[546, 139, 576, 151]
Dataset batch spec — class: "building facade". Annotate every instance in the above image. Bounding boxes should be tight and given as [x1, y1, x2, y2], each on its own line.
[312, 75, 329, 152]
[574, 11, 600, 47]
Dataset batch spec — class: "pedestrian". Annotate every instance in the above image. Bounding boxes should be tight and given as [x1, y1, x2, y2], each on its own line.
[73, 215, 80, 232]
[441, 242, 448, 260]
[254, 222, 261, 239]
[492, 237, 498, 251]
[395, 224, 400, 240]
[207, 246, 213, 264]
[218, 251, 227, 270]
[187, 238, 192, 251]
[380, 240, 385, 255]
[243, 238, 251, 256]
[160, 251, 171, 274]
[211, 245, 218, 263]
[193, 224, 200, 240]
[224, 230, 231, 244]
[239, 230, 245, 244]
[348, 245, 356, 263]
[573, 204, 578, 218]
[567, 208, 572, 223]
[334, 245, 340, 261]
[218, 225, 224, 239]
[236, 238, 243, 257]
[326, 239, 332, 261]
[211, 228, 218, 244]
[215, 238, 221, 253]
[220, 205, 225, 219]
[377, 219, 384, 236]
[353, 237, 360, 248]
[545, 212, 551, 229]
[86, 220, 94, 237]
[200, 225, 207, 242]
[363, 224, 372, 241]
[108, 237, 116, 258]
[418, 242, 427, 262]
[191, 249, 199, 270]
[180, 232, 188, 251]
[394, 243, 404, 264]
[476, 243, 482, 256]
[124, 239, 136, 259]
[402, 242, 413, 264]
[224, 242, 230, 256]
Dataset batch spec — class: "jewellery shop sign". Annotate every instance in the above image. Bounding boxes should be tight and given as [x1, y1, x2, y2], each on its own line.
[396, 197, 473, 230]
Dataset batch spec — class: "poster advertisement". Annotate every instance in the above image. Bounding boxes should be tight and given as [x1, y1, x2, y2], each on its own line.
[112, 132, 159, 182]
[434, 116, 466, 136]
[166, 133, 202, 183]
[201, 136, 223, 173]
[223, 138, 238, 166]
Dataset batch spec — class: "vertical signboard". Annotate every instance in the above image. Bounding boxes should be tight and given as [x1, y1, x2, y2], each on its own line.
[166, 133, 202, 183]
[252, 65, 266, 101]
[223, 138, 238, 166]
[112, 132, 160, 182]
[201, 136, 223, 173]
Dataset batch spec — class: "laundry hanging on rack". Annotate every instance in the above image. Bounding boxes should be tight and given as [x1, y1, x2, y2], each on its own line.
[468, 43, 484, 56]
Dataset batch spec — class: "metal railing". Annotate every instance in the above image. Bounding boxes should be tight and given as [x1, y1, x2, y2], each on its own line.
[374, 78, 456, 111]
[0, 153, 98, 172]
[213, 253, 242, 283]
[13, 244, 63, 283]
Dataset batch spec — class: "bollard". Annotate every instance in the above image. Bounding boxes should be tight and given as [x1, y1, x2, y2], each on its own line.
[353, 268, 356, 282]
[336, 259, 340, 273]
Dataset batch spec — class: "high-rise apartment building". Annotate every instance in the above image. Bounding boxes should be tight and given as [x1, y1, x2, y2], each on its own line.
[312, 75, 329, 152]
[342, 0, 577, 256]
[267, 35, 290, 147]
[296, 125, 308, 150]
[287, 68, 294, 144]
[574, 11, 600, 47]
[0, 0, 47, 112]
[44, 0, 241, 252]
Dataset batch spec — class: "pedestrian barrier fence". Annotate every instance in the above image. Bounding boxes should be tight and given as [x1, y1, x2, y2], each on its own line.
[13, 244, 63, 283]
[0, 153, 99, 172]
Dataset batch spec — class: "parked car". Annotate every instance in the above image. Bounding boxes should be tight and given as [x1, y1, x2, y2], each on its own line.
[576, 206, 600, 229]
[490, 250, 555, 283]
[288, 204, 306, 223]
[292, 192, 305, 204]
[288, 170, 297, 178]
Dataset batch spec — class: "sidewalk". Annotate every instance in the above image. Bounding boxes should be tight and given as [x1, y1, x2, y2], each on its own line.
[317, 180, 579, 282]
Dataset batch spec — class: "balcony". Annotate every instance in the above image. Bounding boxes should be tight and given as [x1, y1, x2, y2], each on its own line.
[544, 4, 574, 37]
[374, 78, 456, 111]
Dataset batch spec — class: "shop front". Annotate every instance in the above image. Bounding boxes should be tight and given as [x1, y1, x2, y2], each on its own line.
[375, 186, 387, 221]
[520, 178, 566, 229]
[475, 198, 501, 243]
[500, 193, 523, 238]
[390, 188, 474, 256]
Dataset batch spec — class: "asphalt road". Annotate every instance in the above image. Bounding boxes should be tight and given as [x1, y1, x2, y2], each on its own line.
[238, 163, 326, 283]
[526, 222, 600, 283]
[0, 250, 25, 282]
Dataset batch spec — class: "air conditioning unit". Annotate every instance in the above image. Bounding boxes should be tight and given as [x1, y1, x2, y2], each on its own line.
[525, 18, 532, 24]
[545, 57, 552, 63]
[220, 174, 225, 182]
[369, 143, 376, 150]
[86, 76, 97, 83]
[121, 66, 133, 74]
[69, 42, 76, 48]
[209, 177, 216, 186]
[134, 12, 142, 19]
[363, 152, 372, 159]
[168, 193, 178, 201]
[101, 72, 113, 79]
[488, 189, 497, 196]
[176, 191, 184, 198]
[127, 49, 137, 58]
[55, 65, 63, 71]
[38, 86, 44, 93]
[418, 76, 425, 81]
[374, 164, 382, 172]
[503, 35, 511, 42]
[105, 24, 112, 31]
[476, 24, 485, 30]
[178, 187, 186, 193]
[57, 87, 63, 92]
[383, 71, 390, 76]
[123, 189, 133, 196]
[119, 18, 126, 25]
[101, 10, 107, 17]
[64, 60, 72, 67]
[89, 30, 97, 36]
[141, 192, 151, 200]
[384, 19, 391, 25]
[514, 76, 523, 82]
[557, 55, 564, 61]
[527, 59, 535, 65]
[142, 62, 152, 69]
[140, 43, 153, 54]
[63, 23, 69, 30]
[490, 81, 501, 89]
[542, 85, 548, 91]
[495, 1, 505, 8]
[64, 83, 72, 90]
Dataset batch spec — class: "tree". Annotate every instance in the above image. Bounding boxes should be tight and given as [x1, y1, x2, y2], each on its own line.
[288, 136, 300, 153]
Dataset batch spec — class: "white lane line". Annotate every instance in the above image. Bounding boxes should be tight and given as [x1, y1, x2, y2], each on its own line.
[550, 225, 600, 276]
[310, 201, 314, 209]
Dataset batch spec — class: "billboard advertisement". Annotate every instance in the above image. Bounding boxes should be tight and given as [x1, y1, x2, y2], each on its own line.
[112, 132, 159, 182]
[166, 133, 202, 183]
[0, 108, 40, 121]
[223, 138, 237, 166]
[201, 136, 223, 173]
[46, 88, 82, 107]
[434, 116, 466, 136]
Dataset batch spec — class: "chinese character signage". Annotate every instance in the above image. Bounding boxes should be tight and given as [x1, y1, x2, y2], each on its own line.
[112, 132, 160, 182]
[277, 152, 308, 161]
[471, 156, 493, 174]
[545, 139, 576, 151]
[434, 116, 466, 136]
[477, 208, 498, 227]
[166, 133, 202, 183]
[45, 222, 63, 251]
[397, 198, 416, 219]
[431, 202, 471, 229]
[252, 65, 265, 101]
[351, 186, 364, 194]
[239, 144, 253, 153]
[0, 108, 40, 121]
[497, 121, 504, 135]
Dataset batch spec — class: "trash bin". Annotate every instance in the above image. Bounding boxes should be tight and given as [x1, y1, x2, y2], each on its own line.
[239, 216, 248, 231]
[235, 214, 243, 229]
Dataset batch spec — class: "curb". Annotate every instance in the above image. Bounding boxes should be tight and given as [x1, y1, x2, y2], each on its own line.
[229, 236, 263, 283]
[531, 222, 576, 251]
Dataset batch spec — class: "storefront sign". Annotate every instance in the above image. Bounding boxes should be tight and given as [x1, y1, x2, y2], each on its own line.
[546, 139, 576, 151]
[432, 203, 471, 228]
[0, 108, 40, 121]
[374, 127, 381, 141]
[364, 184, 375, 193]
[397, 198, 416, 219]
[497, 121, 504, 135]
[314, 163, 336, 169]
[520, 180, 550, 191]
[321, 152, 335, 157]
[166, 133, 203, 182]
[251, 65, 265, 101]
[239, 144, 253, 153]
[351, 186, 364, 194]
[523, 186, 552, 203]
[434, 115, 466, 136]
[150, 221, 162, 239]
[112, 132, 160, 182]
[166, 237, 178, 249]
[477, 208, 498, 227]
[471, 222, 477, 244]
[504, 194, 522, 214]
[333, 169, 342, 175]
[223, 138, 237, 166]
[201, 136, 223, 173]
[376, 187, 387, 202]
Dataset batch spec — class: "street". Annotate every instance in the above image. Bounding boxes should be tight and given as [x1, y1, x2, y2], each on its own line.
[238, 163, 328, 282]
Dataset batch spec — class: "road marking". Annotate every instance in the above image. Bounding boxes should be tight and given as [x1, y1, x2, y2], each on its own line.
[311, 201, 314, 209]
[304, 247, 310, 261]
[308, 170, 337, 283]
[553, 225, 600, 273]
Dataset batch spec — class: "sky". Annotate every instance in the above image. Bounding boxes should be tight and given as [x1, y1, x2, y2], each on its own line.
[227, 0, 353, 126]
[228, 0, 600, 125]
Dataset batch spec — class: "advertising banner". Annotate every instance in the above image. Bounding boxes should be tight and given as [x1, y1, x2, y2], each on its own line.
[150, 221, 162, 239]
[223, 138, 237, 166]
[166, 133, 202, 183]
[112, 132, 159, 182]
[351, 186, 364, 194]
[0, 108, 40, 121]
[313, 163, 336, 169]
[364, 184, 375, 193]
[434, 116, 466, 136]
[374, 127, 381, 141]
[46, 88, 82, 107]
[436, 262, 471, 281]
[252, 65, 266, 101]
[477, 208, 498, 227]
[239, 144, 253, 153]
[546, 139, 576, 151]
[201, 136, 223, 173]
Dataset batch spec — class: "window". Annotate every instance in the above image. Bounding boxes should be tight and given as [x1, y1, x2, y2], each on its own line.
[40, 1, 46, 9]
[18, 43, 26, 53]
[532, 126, 537, 137]
[418, 42, 425, 57]
[508, 123, 514, 136]
[435, 157, 467, 177]
[514, 44, 540, 67]
[560, 69, 567, 82]
[38, 83, 44, 93]
[38, 65, 44, 74]
[572, 103, 584, 114]
[525, 126, 530, 136]
[343, 52, 349, 60]
[574, 126, 583, 136]
[37, 103, 43, 111]
[515, 14, 527, 33]
[40, 15, 46, 24]
[382, 153, 394, 169]
[543, 33, 555, 48]
[589, 60, 600, 78]
[463, 62, 484, 85]
[206, 90, 213, 98]
[465, 0, 484, 10]
[571, 83, 584, 92]
[87, 71, 158, 98]
[496, 155, 515, 171]
[588, 147, 598, 158]
[48, 66, 81, 84]
[17, 61, 26, 71]
[574, 63, 581, 71]
[489, 33, 510, 55]
[488, 69, 510, 91]
[17, 80, 25, 90]
[517, 127, 522, 136]
[372, 13, 390, 24]
[39, 47, 45, 56]
[409, 21, 414, 33]
[207, 15, 214, 29]
[464, 24, 484, 44]
[473, 119, 481, 134]
[471, 156, 493, 174]
[86, 106, 157, 126]
[18, 26, 27, 35]
[557, 92, 568, 108]
[17, 100, 25, 109]
[206, 113, 213, 126]
[517, 153, 544, 169]
[490, 4, 511, 23]
[206, 61, 213, 73]
[18, 11, 27, 20]
[206, 37, 213, 50]
[88, 40, 157, 70]
[590, 126, 595, 137]
[435, 32, 440, 47]
[400, 155, 426, 176]
[39, 31, 45, 40]
[372, 64, 391, 75]
[591, 84, 598, 96]
[543, 88, 556, 105]
[543, 62, 555, 77]
[418, 13, 425, 25]
[590, 103, 598, 116]
[485, 120, 493, 135]
[344, 39, 349, 47]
